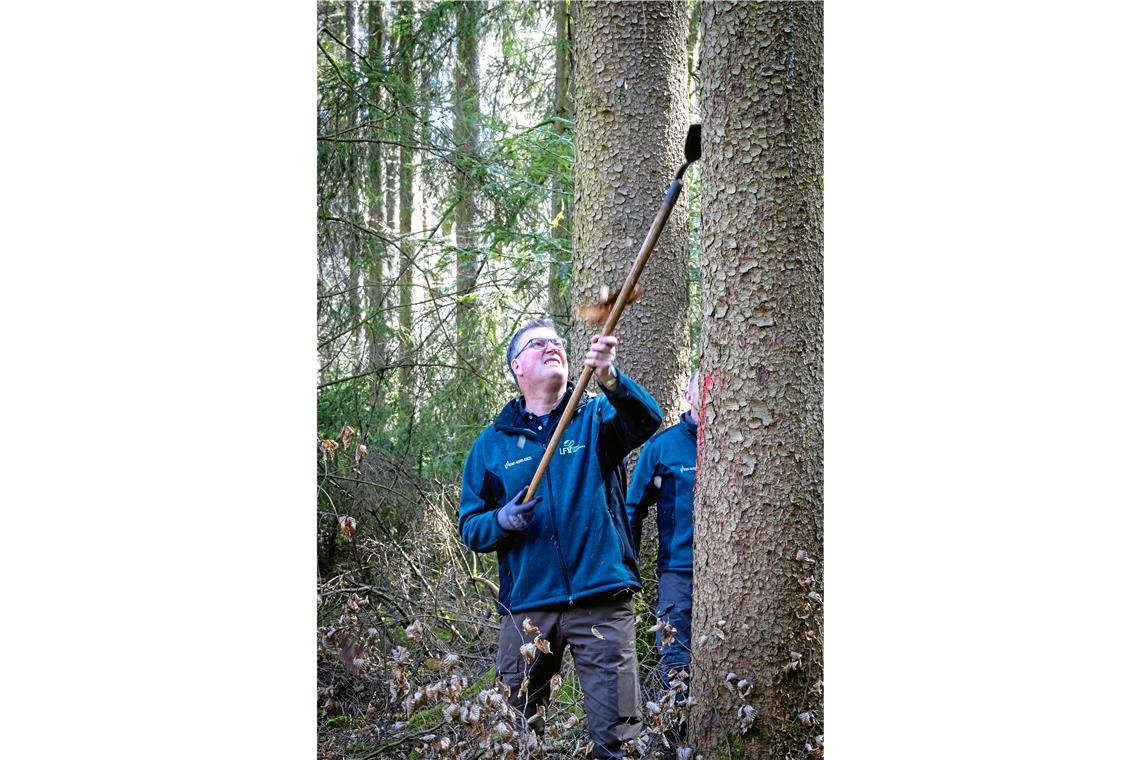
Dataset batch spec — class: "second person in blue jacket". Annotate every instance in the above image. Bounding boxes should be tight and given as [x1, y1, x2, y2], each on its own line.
[627, 370, 701, 693]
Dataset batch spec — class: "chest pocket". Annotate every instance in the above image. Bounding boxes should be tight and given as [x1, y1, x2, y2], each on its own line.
[498, 437, 541, 497]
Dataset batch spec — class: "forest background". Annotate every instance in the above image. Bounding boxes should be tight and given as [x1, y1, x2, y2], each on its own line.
[6, 3, 1138, 760]
[315, 1, 820, 756]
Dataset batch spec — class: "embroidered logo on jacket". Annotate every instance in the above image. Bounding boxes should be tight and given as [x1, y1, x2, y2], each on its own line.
[505, 456, 533, 469]
[558, 439, 586, 455]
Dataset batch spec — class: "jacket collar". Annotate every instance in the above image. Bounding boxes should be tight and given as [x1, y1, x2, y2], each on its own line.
[681, 410, 698, 438]
[494, 380, 586, 436]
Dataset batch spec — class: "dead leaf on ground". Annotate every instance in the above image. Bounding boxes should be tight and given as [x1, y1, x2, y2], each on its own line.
[405, 619, 425, 644]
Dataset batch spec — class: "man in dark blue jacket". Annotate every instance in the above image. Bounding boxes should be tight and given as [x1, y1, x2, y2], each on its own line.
[459, 317, 663, 759]
[627, 370, 700, 694]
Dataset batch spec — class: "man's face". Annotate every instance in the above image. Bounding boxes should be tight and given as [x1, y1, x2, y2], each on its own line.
[511, 327, 568, 391]
[684, 373, 702, 418]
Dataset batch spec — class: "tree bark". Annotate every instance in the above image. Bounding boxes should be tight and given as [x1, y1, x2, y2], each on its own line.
[570, 0, 691, 424]
[689, 3, 824, 757]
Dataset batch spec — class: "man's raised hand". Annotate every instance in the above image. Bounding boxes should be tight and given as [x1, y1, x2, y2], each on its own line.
[584, 334, 618, 390]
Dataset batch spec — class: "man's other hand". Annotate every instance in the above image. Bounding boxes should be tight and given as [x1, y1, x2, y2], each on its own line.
[497, 489, 541, 532]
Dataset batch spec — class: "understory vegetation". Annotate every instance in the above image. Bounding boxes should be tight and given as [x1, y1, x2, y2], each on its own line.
[317, 427, 693, 758]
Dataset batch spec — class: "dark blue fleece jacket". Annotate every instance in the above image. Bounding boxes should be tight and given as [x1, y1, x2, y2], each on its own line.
[458, 370, 663, 614]
[626, 411, 697, 574]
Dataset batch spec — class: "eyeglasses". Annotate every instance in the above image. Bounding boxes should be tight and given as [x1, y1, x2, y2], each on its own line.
[512, 336, 566, 360]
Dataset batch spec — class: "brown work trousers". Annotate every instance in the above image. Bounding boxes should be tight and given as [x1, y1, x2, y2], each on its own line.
[497, 595, 641, 758]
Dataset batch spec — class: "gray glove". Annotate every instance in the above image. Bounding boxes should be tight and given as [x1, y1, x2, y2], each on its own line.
[497, 489, 541, 532]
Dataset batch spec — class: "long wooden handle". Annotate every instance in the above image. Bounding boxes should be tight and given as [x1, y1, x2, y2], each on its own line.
[523, 178, 685, 501]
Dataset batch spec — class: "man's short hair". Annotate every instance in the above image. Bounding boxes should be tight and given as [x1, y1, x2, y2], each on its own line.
[507, 317, 557, 387]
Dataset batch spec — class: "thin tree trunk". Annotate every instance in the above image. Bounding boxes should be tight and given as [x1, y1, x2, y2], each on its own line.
[420, 33, 432, 241]
[365, 0, 389, 411]
[345, 0, 363, 372]
[317, 1, 339, 386]
[453, 0, 483, 366]
[547, 0, 573, 332]
[689, 3, 824, 757]
[397, 0, 415, 409]
[384, 2, 397, 307]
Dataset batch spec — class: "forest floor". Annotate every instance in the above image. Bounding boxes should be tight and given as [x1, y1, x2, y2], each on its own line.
[316, 452, 687, 759]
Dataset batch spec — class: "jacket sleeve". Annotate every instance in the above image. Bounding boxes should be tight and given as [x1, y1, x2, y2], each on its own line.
[625, 437, 661, 557]
[457, 433, 509, 553]
[598, 368, 664, 457]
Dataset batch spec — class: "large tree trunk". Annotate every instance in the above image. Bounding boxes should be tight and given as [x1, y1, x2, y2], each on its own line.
[453, 0, 482, 366]
[571, 0, 691, 611]
[547, 0, 573, 333]
[689, 3, 824, 757]
[570, 0, 691, 422]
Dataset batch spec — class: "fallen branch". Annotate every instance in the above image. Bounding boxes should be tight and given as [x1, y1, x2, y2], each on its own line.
[353, 720, 445, 760]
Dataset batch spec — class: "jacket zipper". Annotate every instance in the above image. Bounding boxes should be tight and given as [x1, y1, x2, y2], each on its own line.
[498, 400, 583, 607]
[536, 420, 574, 605]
